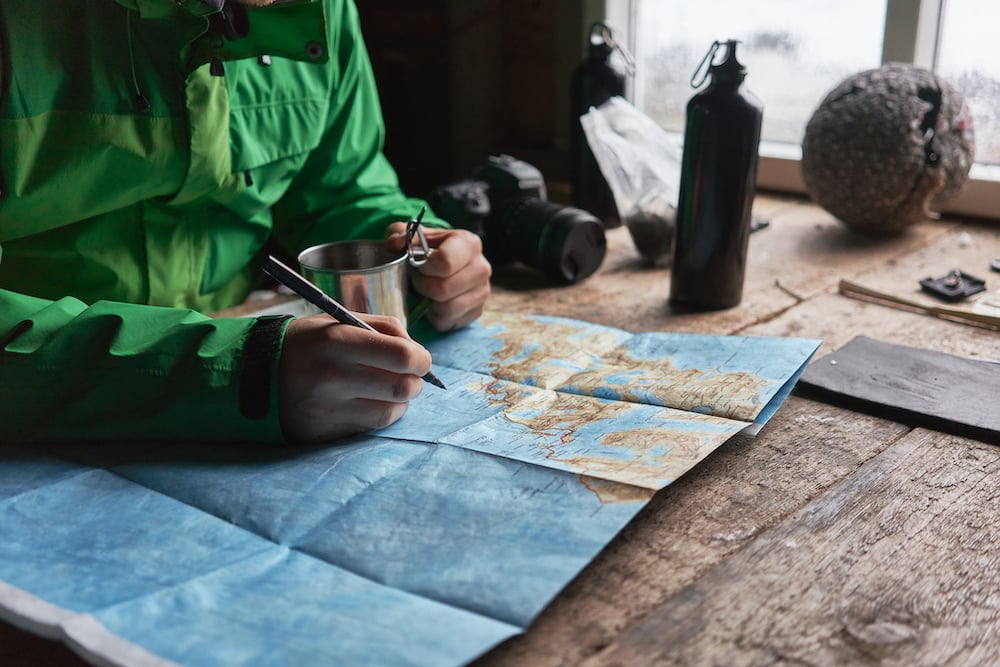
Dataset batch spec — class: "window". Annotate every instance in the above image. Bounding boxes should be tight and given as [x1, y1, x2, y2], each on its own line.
[936, 0, 1000, 168]
[597, 0, 999, 220]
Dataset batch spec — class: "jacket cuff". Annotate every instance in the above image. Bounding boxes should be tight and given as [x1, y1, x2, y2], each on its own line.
[239, 314, 293, 424]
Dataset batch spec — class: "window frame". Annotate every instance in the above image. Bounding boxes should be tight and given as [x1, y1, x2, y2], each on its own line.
[591, 0, 998, 220]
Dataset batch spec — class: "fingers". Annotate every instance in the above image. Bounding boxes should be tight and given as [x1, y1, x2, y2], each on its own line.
[419, 229, 484, 277]
[354, 312, 411, 340]
[385, 221, 461, 255]
[413, 237, 491, 330]
[283, 398, 410, 443]
[314, 313, 430, 375]
[276, 315, 432, 443]
[385, 223, 485, 279]
[385, 221, 408, 247]
[385, 223, 493, 332]
[303, 357, 425, 402]
[410, 243, 490, 303]
[418, 281, 490, 331]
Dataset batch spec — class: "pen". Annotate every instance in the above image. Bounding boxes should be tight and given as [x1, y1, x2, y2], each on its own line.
[262, 254, 446, 390]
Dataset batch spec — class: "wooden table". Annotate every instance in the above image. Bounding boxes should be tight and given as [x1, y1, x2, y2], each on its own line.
[4, 193, 1000, 665]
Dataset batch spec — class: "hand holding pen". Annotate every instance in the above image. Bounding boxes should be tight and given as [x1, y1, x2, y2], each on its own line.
[267, 255, 443, 443]
[268, 203, 490, 442]
[264, 255, 445, 389]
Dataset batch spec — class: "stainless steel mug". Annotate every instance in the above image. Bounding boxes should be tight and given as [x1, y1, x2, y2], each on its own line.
[298, 240, 410, 326]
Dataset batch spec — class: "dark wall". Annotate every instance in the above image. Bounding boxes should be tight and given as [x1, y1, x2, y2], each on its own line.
[356, 1, 453, 198]
[356, 0, 583, 203]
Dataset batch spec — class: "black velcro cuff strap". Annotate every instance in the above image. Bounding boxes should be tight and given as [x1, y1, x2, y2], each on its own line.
[239, 314, 293, 421]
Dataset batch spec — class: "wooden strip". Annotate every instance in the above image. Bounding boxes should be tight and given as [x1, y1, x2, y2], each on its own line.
[840, 279, 1000, 330]
[743, 292, 1000, 364]
[749, 199, 954, 302]
[586, 428, 1000, 666]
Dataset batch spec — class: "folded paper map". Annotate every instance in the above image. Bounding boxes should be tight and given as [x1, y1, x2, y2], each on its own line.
[0, 310, 820, 666]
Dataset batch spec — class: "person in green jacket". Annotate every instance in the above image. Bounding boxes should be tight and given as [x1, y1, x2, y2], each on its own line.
[0, 0, 492, 443]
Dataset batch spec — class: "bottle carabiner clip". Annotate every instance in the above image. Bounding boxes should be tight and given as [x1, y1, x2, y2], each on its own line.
[690, 40, 722, 88]
[405, 206, 431, 268]
[597, 23, 636, 77]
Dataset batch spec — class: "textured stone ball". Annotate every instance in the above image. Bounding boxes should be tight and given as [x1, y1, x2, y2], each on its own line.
[801, 63, 974, 234]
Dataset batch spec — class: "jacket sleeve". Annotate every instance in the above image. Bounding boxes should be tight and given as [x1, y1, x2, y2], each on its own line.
[0, 284, 290, 444]
[270, 0, 448, 252]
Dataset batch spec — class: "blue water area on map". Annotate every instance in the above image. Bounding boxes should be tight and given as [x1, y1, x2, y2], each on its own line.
[378, 368, 505, 443]
[0, 436, 644, 666]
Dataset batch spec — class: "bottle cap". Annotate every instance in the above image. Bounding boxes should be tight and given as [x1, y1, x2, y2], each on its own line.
[588, 23, 614, 60]
[711, 40, 747, 84]
[586, 22, 635, 74]
[691, 39, 746, 87]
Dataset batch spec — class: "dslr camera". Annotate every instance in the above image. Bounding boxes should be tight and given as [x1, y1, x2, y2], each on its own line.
[427, 155, 607, 284]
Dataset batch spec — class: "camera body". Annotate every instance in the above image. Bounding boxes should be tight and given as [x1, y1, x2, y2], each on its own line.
[428, 155, 607, 284]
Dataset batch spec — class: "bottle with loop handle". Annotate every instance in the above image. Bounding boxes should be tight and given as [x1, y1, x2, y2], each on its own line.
[669, 39, 763, 311]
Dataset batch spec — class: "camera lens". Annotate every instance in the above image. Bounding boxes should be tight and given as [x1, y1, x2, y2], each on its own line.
[499, 198, 607, 284]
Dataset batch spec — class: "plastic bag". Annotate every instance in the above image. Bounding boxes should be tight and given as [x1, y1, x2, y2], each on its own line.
[580, 96, 683, 266]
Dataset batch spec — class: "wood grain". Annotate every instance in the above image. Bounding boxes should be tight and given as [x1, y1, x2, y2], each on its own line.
[472, 398, 910, 667]
[585, 429, 1000, 667]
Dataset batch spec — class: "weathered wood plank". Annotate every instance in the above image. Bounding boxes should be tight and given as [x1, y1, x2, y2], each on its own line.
[743, 273, 1000, 362]
[842, 218, 1000, 314]
[472, 398, 909, 667]
[756, 199, 957, 302]
[585, 428, 1000, 667]
[489, 194, 957, 336]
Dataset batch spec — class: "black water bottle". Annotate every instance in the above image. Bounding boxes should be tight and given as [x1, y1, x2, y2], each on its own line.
[570, 22, 631, 228]
[669, 40, 763, 310]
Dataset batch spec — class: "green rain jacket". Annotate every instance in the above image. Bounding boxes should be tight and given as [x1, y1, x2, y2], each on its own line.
[0, 0, 443, 443]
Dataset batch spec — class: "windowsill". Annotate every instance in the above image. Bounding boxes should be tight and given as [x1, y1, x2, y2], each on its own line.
[970, 163, 1000, 182]
[757, 141, 999, 223]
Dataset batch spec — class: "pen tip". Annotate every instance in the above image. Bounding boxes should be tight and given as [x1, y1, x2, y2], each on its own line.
[424, 372, 447, 390]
